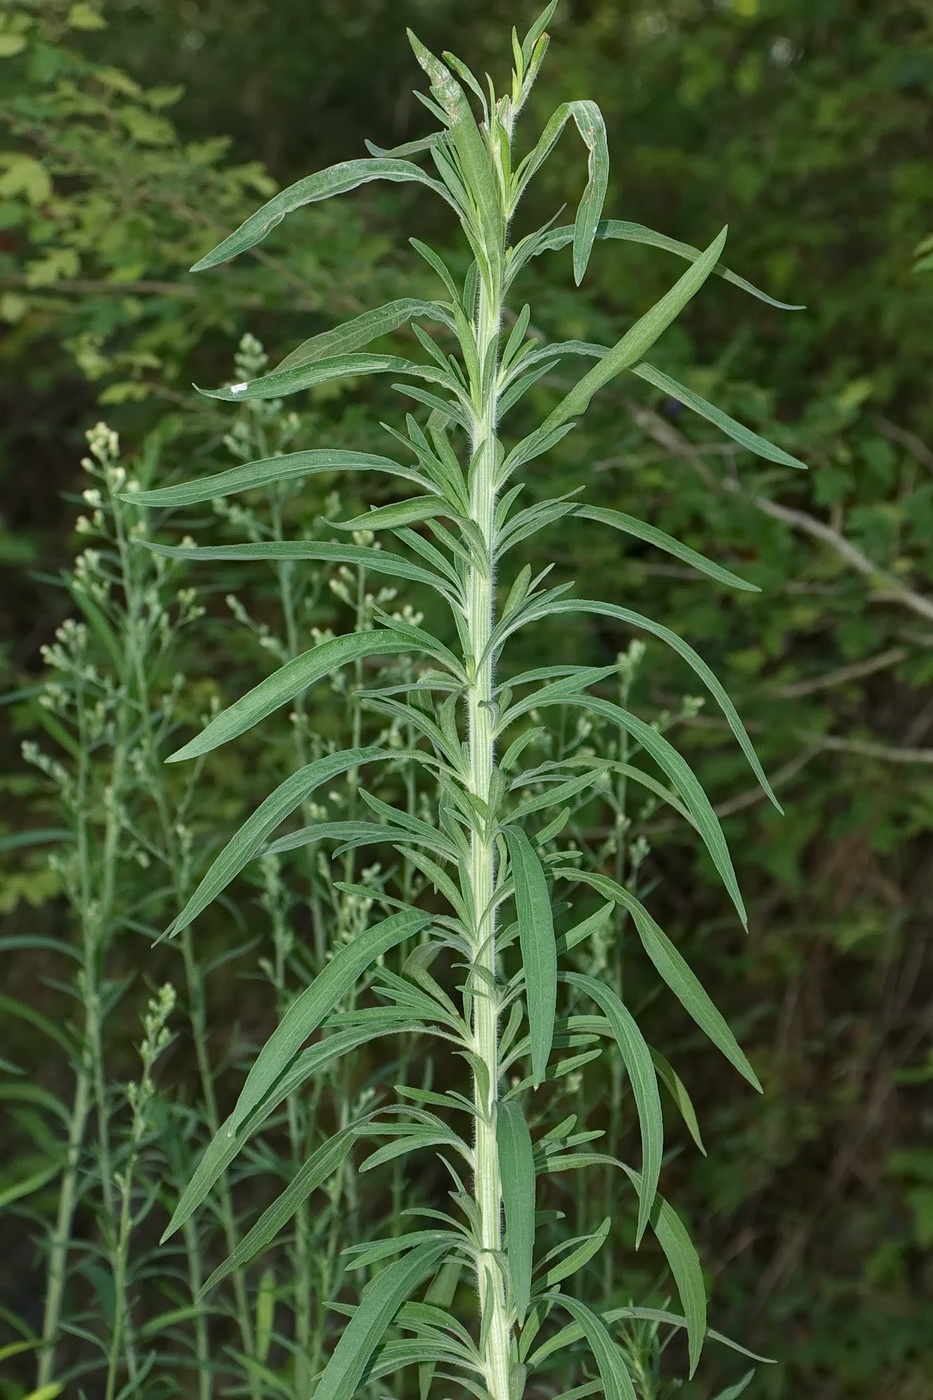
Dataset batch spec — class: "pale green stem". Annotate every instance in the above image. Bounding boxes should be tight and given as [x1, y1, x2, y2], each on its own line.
[467, 267, 512, 1400]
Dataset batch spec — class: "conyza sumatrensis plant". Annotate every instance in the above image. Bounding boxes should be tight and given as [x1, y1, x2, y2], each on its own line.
[125, 5, 806, 1398]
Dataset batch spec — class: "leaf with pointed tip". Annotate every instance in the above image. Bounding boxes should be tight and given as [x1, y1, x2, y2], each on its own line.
[512, 101, 608, 285]
[553, 869, 761, 1091]
[536, 227, 728, 440]
[496, 1100, 536, 1323]
[712, 1373, 756, 1400]
[503, 827, 556, 1089]
[557, 1297, 638, 1400]
[162, 1020, 419, 1242]
[562, 973, 661, 1247]
[619, 1163, 707, 1378]
[272, 299, 450, 374]
[136, 539, 454, 599]
[166, 634, 426, 765]
[198, 353, 447, 404]
[651, 1048, 706, 1156]
[199, 1124, 360, 1298]
[518, 219, 805, 310]
[632, 361, 807, 469]
[572, 504, 758, 592]
[119, 449, 425, 509]
[419, 1257, 465, 1400]
[190, 158, 454, 270]
[230, 908, 429, 1134]
[540, 1216, 611, 1290]
[361, 1125, 470, 1173]
[506, 687, 745, 923]
[333, 496, 457, 533]
[312, 1240, 452, 1400]
[505, 597, 780, 813]
[163, 747, 387, 939]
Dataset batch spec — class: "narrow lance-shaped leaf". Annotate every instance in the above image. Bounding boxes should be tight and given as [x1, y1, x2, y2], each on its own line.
[311, 1240, 452, 1400]
[562, 972, 662, 1247]
[199, 1124, 361, 1298]
[496, 1100, 536, 1324]
[163, 746, 389, 939]
[620, 1163, 707, 1379]
[231, 907, 430, 1132]
[553, 868, 762, 1092]
[136, 539, 456, 600]
[197, 353, 449, 405]
[650, 1048, 706, 1156]
[507, 596, 780, 812]
[503, 826, 557, 1088]
[519, 218, 806, 310]
[511, 101, 609, 286]
[632, 360, 807, 469]
[537, 226, 728, 437]
[190, 157, 455, 271]
[556, 1297, 638, 1400]
[505, 685, 745, 924]
[162, 1020, 419, 1241]
[118, 449, 427, 510]
[272, 298, 451, 374]
[166, 632, 425, 765]
[572, 504, 759, 593]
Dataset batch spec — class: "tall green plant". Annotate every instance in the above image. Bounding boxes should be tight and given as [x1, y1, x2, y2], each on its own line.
[127, 6, 806, 1397]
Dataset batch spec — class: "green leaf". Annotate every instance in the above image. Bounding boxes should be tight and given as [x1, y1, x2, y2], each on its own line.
[199, 1125, 359, 1297]
[496, 1100, 536, 1323]
[511, 102, 609, 285]
[619, 1164, 707, 1379]
[231, 908, 429, 1131]
[333, 496, 456, 532]
[537, 226, 728, 437]
[166, 633, 426, 764]
[573, 504, 759, 592]
[511, 597, 780, 814]
[557, 1297, 638, 1400]
[162, 1021, 418, 1241]
[272, 299, 450, 374]
[632, 361, 807, 470]
[540, 1216, 611, 1289]
[312, 1241, 452, 1400]
[163, 748, 391, 938]
[137, 539, 454, 598]
[190, 158, 454, 270]
[553, 869, 761, 1092]
[651, 1049, 706, 1156]
[562, 973, 661, 1247]
[198, 353, 433, 403]
[520, 218, 806, 310]
[711, 1372, 756, 1400]
[507, 687, 744, 923]
[503, 827, 557, 1089]
[120, 449, 426, 508]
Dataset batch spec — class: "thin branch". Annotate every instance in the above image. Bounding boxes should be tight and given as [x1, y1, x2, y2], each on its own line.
[624, 398, 933, 625]
[774, 646, 908, 698]
[874, 415, 933, 475]
[685, 712, 933, 765]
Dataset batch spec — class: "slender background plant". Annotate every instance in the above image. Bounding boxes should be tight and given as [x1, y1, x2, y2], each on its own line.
[121, 6, 816, 1399]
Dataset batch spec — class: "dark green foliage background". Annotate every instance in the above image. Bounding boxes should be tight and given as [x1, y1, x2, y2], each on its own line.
[1, 1, 931, 1397]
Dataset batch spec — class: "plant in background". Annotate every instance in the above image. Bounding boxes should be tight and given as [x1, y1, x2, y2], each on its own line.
[127, 4, 807, 1397]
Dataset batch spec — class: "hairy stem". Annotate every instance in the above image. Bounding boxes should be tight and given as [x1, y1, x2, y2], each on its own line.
[468, 261, 511, 1399]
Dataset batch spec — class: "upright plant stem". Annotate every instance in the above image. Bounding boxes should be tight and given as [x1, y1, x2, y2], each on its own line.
[467, 263, 511, 1400]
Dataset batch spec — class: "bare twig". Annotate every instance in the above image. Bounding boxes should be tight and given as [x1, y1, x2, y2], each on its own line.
[874, 415, 933, 475]
[625, 397, 933, 624]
